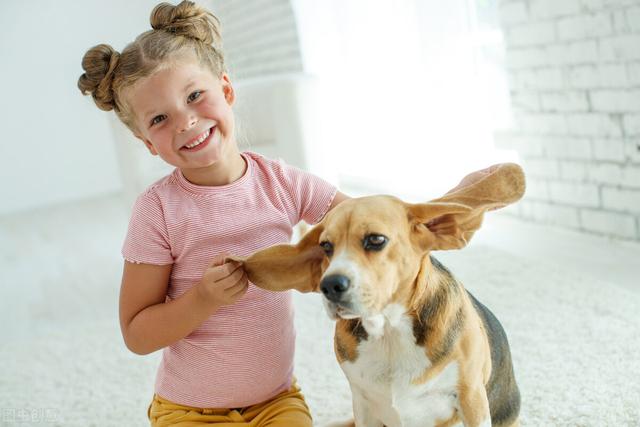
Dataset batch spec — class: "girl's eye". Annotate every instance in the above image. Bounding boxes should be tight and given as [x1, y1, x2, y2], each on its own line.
[151, 115, 166, 126]
[187, 90, 202, 103]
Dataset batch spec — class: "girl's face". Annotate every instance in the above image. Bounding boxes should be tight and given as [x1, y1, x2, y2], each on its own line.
[126, 60, 236, 174]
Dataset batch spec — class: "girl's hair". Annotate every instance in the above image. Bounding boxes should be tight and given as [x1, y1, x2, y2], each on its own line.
[77, 1, 225, 132]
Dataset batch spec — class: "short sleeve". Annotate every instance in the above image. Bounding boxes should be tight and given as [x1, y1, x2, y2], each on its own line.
[278, 160, 338, 225]
[121, 192, 174, 265]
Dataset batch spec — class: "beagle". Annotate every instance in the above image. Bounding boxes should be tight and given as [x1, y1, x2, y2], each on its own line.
[232, 164, 525, 427]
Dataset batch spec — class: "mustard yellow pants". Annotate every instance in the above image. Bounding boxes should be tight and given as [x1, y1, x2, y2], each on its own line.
[148, 383, 312, 426]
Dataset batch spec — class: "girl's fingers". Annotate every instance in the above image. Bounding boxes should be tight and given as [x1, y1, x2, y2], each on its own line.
[208, 260, 242, 281]
[209, 252, 230, 267]
[227, 276, 249, 297]
[221, 267, 246, 289]
[209, 252, 242, 271]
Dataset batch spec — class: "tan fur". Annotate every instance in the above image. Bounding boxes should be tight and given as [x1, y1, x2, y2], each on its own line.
[401, 259, 493, 426]
[334, 321, 361, 363]
[231, 163, 525, 427]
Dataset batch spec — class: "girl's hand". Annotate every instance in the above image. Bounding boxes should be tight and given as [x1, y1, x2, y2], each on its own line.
[197, 253, 248, 308]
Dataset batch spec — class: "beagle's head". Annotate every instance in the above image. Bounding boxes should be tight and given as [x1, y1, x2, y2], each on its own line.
[230, 163, 525, 319]
[312, 195, 462, 319]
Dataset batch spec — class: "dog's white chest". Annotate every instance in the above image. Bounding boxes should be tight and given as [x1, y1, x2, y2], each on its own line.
[340, 304, 460, 427]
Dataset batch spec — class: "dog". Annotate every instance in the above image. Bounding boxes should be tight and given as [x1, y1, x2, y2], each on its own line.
[231, 164, 525, 427]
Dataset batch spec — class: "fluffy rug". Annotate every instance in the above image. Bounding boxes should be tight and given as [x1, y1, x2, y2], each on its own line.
[1, 197, 639, 426]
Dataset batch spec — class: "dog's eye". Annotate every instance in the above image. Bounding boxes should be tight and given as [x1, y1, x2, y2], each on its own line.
[363, 234, 388, 251]
[319, 241, 334, 257]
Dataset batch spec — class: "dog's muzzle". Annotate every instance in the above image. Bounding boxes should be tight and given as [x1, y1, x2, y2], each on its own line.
[320, 274, 350, 303]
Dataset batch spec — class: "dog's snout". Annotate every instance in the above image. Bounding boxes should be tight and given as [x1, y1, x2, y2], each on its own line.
[320, 274, 351, 302]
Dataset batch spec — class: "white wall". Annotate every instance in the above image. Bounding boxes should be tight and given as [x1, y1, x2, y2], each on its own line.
[212, 0, 304, 79]
[0, 0, 176, 215]
[497, 0, 640, 240]
[0, 0, 314, 216]
[290, 0, 516, 200]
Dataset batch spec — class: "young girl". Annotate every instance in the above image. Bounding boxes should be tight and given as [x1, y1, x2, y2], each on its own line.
[78, 1, 501, 425]
[78, 1, 348, 425]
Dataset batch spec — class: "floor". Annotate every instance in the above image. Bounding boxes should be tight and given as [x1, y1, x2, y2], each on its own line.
[1, 193, 639, 426]
[472, 213, 640, 294]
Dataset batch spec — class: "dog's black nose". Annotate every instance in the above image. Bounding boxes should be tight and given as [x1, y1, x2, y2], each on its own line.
[320, 274, 351, 302]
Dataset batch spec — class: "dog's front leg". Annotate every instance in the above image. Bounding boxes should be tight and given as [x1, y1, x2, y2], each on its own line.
[352, 392, 384, 427]
[458, 386, 491, 427]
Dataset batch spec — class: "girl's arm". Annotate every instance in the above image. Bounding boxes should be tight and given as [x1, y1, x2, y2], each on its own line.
[329, 190, 351, 211]
[119, 256, 247, 355]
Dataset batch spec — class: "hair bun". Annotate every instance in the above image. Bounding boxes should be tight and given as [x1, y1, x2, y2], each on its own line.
[151, 1, 222, 50]
[77, 44, 120, 111]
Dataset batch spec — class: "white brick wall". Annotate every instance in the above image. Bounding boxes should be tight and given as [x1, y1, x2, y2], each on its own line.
[208, 0, 303, 80]
[498, 0, 640, 240]
[625, 113, 640, 134]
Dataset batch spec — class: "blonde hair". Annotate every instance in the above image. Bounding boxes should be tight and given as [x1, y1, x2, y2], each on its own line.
[77, 1, 225, 132]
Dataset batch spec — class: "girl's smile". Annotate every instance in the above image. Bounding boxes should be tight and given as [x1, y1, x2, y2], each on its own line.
[124, 60, 244, 186]
[181, 126, 215, 151]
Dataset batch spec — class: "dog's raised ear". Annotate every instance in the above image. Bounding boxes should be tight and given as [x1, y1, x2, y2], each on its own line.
[409, 163, 526, 250]
[227, 225, 325, 293]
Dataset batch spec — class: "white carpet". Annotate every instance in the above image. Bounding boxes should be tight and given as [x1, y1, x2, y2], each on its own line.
[1, 195, 639, 426]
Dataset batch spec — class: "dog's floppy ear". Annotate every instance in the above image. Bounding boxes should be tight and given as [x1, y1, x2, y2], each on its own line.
[409, 163, 526, 250]
[227, 225, 325, 293]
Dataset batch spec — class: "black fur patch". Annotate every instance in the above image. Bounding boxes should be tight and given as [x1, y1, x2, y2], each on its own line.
[335, 319, 369, 362]
[346, 319, 369, 342]
[467, 291, 521, 426]
[412, 256, 465, 364]
[432, 305, 465, 364]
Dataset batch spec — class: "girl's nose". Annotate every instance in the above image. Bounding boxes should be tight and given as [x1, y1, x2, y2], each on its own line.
[178, 113, 198, 133]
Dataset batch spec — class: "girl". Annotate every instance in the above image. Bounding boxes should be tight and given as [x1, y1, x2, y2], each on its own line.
[78, 1, 347, 425]
[78, 1, 501, 425]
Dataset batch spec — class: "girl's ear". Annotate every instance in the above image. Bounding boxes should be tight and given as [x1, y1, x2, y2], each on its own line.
[220, 73, 235, 106]
[135, 134, 158, 156]
[227, 225, 326, 293]
[143, 139, 159, 156]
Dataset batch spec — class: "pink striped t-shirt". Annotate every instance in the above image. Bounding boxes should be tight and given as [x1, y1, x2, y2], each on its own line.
[121, 151, 337, 408]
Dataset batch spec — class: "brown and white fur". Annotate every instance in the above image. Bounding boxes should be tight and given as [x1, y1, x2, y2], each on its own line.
[232, 164, 525, 427]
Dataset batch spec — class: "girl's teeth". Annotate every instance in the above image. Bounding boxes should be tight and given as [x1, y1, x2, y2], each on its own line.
[185, 129, 211, 148]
